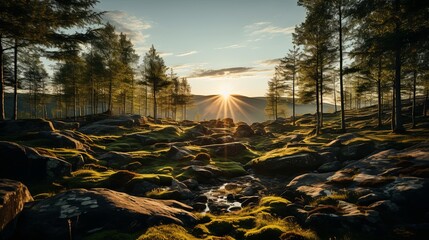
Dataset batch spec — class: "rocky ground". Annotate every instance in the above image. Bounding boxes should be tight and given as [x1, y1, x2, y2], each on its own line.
[0, 107, 429, 240]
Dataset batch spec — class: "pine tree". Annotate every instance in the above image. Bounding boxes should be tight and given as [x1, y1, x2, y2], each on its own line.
[142, 45, 170, 121]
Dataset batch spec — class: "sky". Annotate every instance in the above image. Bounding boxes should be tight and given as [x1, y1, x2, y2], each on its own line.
[97, 0, 306, 97]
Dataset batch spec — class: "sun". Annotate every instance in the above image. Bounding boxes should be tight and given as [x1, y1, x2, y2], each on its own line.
[220, 90, 231, 101]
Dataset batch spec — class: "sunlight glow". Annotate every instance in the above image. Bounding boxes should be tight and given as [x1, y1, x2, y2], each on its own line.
[220, 90, 231, 101]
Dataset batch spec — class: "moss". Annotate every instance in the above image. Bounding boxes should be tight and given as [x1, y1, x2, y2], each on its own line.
[251, 147, 315, 164]
[137, 224, 197, 240]
[212, 161, 247, 178]
[84, 230, 141, 240]
[145, 188, 182, 200]
[205, 219, 235, 236]
[259, 196, 291, 216]
[62, 169, 172, 189]
[244, 225, 285, 240]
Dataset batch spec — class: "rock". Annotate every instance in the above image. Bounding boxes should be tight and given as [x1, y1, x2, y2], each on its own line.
[340, 140, 375, 161]
[193, 136, 217, 146]
[0, 119, 55, 137]
[193, 202, 207, 212]
[167, 146, 193, 161]
[16, 188, 196, 239]
[51, 120, 79, 130]
[170, 179, 193, 199]
[226, 194, 235, 202]
[79, 124, 121, 135]
[37, 131, 85, 149]
[233, 124, 254, 138]
[203, 142, 248, 157]
[0, 179, 33, 236]
[216, 135, 235, 143]
[123, 161, 142, 171]
[182, 179, 199, 190]
[248, 152, 326, 176]
[240, 186, 256, 196]
[240, 196, 260, 207]
[179, 165, 219, 183]
[126, 133, 157, 145]
[184, 124, 212, 139]
[98, 151, 135, 168]
[193, 153, 211, 164]
[317, 161, 342, 173]
[0, 141, 72, 183]
[357, 193, 388, 206]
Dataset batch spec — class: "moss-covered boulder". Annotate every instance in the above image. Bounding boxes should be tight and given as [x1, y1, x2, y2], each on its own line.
[16, 188, 196, 239]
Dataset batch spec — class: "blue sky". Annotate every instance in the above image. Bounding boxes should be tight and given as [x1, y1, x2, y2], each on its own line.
[98, 0, 306, 97]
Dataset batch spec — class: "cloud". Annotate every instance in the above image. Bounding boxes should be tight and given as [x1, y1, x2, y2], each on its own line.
[259, 58, 281, 66]
[245, 22, 295, 38]
[103, 10, 151, 46]
[189, 67, 260, 78]
[176, 51, 198, 57]
[159, 52, 173, 57]
[216, 44, 245, 50]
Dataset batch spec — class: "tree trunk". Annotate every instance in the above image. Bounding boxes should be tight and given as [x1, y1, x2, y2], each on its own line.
[0, 35, 4, 120]
[315, 53, 320, 135]
[424, 89, 428, 117]
[412, 70, 417, 128]
[13, 39, 18, 120]
[292, 62, 296, 126]
[377, 56, 382, 128]
[108, 75, 113, 114]
[145, 85, 148, 116]
[391, 84, 395, 131]
[131, 76, 134, 114]
[393, 0, 404, 133]
[153, 87, 157, 121]
[320, 60, 324, 128]
[339, 0, 346, 132]
[333, 77, 337, 113]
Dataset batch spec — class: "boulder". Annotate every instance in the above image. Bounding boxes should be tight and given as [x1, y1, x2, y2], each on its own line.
[16, 188, 196, 239]
[0, 179, 33, 235]
[78, 123, 121, 135]
[167, 146, 194, 161]
[317, 161, 342, 173]
[233, 124, 254, 138]
[98, 151, 135, 168]
[0, 141, 72, 183]
[340, 140, 375, 161]
[37, 131, 85, 149]
[203, 142, 248, 157]
[51, 120, 79, 130]
[0, 119, 55, 137]
[248, 152, 326, 175]
[184, 124, 212, 139]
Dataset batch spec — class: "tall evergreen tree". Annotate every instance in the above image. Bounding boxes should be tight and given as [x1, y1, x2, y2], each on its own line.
[142, 45, 169, 121]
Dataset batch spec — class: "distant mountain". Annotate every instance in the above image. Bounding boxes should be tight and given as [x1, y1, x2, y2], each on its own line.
[4, 93, 334, 124]
[187, 95, 335, 124]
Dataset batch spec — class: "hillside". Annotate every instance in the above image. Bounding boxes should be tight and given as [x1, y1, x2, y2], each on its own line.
[4, 93, 334, 123]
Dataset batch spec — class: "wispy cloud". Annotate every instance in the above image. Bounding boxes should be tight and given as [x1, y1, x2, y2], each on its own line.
[258, 58, 281, 66]
[177, 50, 198, 57]
[159, 52, 173, 57]
[216, 44, 245, 50]
[245, 22, 295, 39]
[188, 67, 265, 78]
[103, 10, 151, 47]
